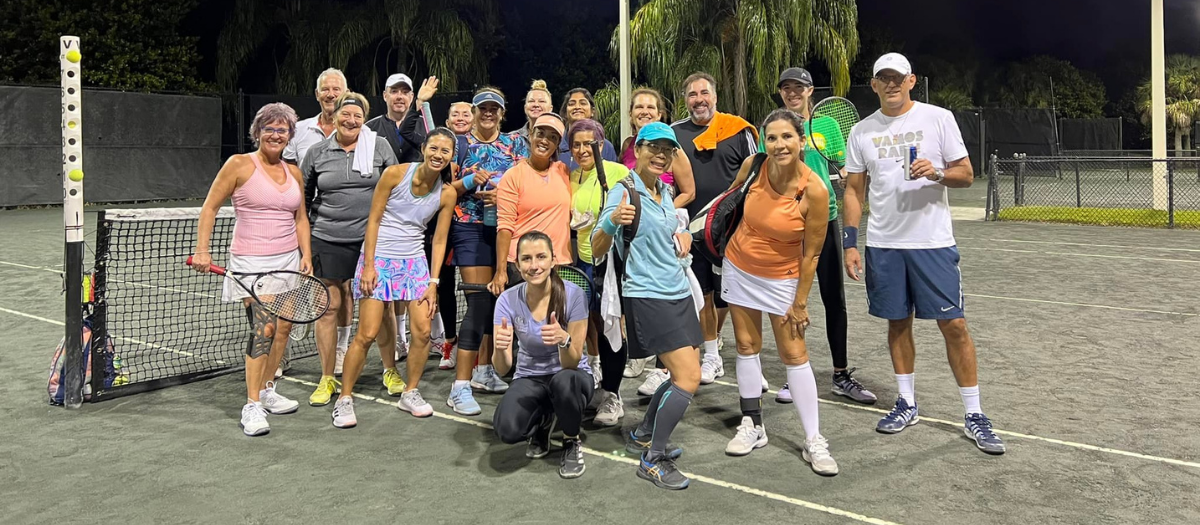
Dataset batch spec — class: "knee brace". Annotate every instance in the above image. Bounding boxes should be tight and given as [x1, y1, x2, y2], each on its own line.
[458, 292, 495, 351]
[244, 303, 276, 358]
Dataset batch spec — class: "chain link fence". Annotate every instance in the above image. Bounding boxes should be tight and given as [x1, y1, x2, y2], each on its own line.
[986, 155, 1200, 229]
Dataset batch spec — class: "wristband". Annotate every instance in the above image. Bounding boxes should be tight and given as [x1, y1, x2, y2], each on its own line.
[429, 278, 440, 285]
[462, 173, 479, 190]
[599, 216, 619, 236]
[843, 226, 858, 249]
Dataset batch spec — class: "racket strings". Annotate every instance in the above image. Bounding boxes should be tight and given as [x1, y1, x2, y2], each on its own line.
[254, 273, 330, 323]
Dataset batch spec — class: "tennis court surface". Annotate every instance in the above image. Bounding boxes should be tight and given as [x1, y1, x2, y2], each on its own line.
[2, 200, 1198, 524]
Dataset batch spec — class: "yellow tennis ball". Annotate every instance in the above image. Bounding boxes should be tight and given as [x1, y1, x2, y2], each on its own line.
[68, 169, 84, 182]
[68, 121, 77, 129]
[66, 50, 81, 63]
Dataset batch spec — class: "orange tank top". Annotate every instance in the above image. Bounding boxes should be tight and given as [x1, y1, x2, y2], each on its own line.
[724, 161, 810, 279]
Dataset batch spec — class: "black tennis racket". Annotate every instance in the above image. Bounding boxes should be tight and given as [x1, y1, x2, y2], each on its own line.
[185, 257, 330, 324]
[809, 96, 859, 167]
[459, 265, 593, 300]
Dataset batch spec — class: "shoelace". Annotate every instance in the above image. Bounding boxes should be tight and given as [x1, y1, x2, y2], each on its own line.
[967, 414, 997, 439]
[807, 436, 832, 459]
[441, 343, 453, 359]
[601, 394, 621, 413]
[735, 422, 760, 440]
[837, 368, 868, 391]
[334, 398, 353, 416]
[886, 399, 913, 420]
[407, 390, 426, 406]
[245, 404, 266, 421]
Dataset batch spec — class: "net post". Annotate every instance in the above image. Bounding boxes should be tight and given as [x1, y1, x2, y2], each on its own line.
[61, 35, 86, 408]
[90, 210, 111, 398]
[1167, 159, 1175, 229]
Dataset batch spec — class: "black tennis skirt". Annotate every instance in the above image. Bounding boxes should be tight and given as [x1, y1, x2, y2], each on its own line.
[623, 296, 704, 359]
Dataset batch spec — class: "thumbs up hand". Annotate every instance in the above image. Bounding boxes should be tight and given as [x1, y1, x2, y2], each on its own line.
[612, 191, 636, 226]
[541, 312, 567, 347]
[495, 317, 513, 353]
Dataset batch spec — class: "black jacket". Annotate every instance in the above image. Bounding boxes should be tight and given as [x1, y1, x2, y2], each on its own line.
[365, 109, 426, 164]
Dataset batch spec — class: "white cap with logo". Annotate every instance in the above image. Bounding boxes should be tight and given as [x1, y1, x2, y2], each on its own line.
[873, 53, 912, 76]
[385, 73, 413, 90]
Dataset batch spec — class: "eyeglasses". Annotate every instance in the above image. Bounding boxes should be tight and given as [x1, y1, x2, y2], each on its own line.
[261, 127, 289, 137]
[638, 142, 677, 157]
[874, 73, 909, 86]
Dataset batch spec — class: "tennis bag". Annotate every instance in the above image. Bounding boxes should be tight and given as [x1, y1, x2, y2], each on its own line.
[689, 152, 768, 267]
[47, 317, 121, 405]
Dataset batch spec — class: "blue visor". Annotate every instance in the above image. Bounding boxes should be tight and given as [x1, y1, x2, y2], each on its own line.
[472, 91, 506, 109]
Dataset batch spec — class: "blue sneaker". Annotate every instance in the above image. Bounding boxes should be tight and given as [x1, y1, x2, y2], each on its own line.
[625, 430, 683, 460]
[965, 413, 1006, 455]
[876, 396, 919, 434]
[447, 384, 482, 416]
[637, 453, 690, 490]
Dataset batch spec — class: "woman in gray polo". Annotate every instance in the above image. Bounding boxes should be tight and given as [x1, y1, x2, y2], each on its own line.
[300, 92, 399, 409]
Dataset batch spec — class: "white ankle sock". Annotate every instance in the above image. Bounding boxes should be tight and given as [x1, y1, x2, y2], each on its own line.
[336, 326, 351, 349]
[453, 379, 470, 391]
[735, 354, 763, 399]
[960, 385, 981, 414]
[785, 362, 821, 440]
[896, 373, 915, 405]
[703, 340, 719, 360]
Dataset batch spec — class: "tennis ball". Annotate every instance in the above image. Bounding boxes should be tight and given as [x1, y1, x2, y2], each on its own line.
[66, 50, 81, 63]
[67, 121, 77, 129]
[68, 169, 84, 182]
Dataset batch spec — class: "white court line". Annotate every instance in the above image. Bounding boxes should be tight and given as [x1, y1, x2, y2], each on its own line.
[279, 375, 900, 525]
[714, 380, 1200, 470]
[957, 236, 1200, 254]
[958, 246, 1200, 265]
[842, 281, 1198, 317]
[0, 260, 220, 300]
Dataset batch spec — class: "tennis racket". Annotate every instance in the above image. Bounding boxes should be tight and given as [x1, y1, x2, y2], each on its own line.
[809, 96, 859, 168]
[185, 257, 330, 324]
[459, 265, 593, 300]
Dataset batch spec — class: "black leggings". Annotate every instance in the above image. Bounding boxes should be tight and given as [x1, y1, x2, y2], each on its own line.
[438, 268, 457, 341]
[817, 218, 849, 369]
[598, 331, 629, 393]
[493, 369, 594, 442]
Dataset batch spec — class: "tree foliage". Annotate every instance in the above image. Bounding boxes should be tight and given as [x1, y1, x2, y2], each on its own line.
[986, 56, 1106, 119]
[0, 0, 209, 91]
[1136, 54, 1200, 151]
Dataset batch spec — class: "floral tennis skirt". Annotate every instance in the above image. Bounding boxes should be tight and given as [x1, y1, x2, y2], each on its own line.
[352, 254, 430, 302]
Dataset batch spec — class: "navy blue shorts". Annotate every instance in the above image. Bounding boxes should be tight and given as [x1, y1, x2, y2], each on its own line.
[450, 221, 496, 268]
[865, 246, 965, 320]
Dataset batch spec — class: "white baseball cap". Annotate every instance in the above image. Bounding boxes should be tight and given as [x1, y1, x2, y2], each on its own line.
[385, 73, 413, 90]
[873, 53, 912, 76]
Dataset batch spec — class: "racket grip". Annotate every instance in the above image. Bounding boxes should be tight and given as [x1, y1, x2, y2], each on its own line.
[458, 283, 491, 292]
[184, 256, 227, 276]
[422, 102, 435, 133]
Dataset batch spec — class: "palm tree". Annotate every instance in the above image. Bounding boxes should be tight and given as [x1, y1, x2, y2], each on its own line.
[610, 0, 858, 124]
[217, 0, 498, 95]
[1137, 54, 1200, 153]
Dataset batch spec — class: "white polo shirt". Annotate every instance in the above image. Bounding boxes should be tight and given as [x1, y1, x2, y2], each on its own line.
[845, 101, 968, 249]
[283, 116, 333, 165]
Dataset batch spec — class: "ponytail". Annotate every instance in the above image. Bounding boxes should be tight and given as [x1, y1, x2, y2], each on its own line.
[548, 268, 567, 329]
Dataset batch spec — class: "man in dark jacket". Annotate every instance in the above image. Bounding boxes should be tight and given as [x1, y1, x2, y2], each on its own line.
[366, 73, 439, 163]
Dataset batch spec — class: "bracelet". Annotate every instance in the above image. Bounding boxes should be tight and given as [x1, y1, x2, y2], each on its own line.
[429, 278, 440, 285]
[558, 334, 572, 349]
[843, 226, 858, 249]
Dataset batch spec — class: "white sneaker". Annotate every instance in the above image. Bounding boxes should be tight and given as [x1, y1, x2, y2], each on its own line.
[700, 354, 724, 385]
[397, 389, 434, 417]
[593, 391, 624, 427]
[274, 367, 283, 379]
[776, 383, 793, 403]
[438, 342, 457, 370]
[332, 396, 357, 428]
[589, 355, 603, 389]
[637, 369, 670, 396]
[259, 382, 299, 415]
[725, 416, 768, 456]
[334, 346, 347, 376]
[623, 357, 648, 378]
[803, 434, 839, 476]
[470, 364, 509, 393]
[395, 340, 409, 362]
[761, 374, 769, 392]
[240, 402, 270, 436]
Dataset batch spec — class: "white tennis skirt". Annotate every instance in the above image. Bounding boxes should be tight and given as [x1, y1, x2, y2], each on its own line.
[222, 250, 302, 302]
[719, 259, 799, 317]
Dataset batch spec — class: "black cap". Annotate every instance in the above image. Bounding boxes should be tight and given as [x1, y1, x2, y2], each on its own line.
[777, 67, 813, 88]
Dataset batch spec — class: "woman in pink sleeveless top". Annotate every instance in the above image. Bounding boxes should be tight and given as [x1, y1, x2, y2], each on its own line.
[191, 103, 311, 437]
[619, 87, 696, 210]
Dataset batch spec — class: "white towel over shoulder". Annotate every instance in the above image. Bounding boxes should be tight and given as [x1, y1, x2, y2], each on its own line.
[352, 127, 378, 176]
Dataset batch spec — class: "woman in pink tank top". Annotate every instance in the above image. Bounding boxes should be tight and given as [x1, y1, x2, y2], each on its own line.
[619, 87, 696, 210]
[190, 103, 312, 437]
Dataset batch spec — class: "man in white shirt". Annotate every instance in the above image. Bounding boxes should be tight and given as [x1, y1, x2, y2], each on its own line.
[842, 53, 1004, 455]
[283, 68, 347, 166]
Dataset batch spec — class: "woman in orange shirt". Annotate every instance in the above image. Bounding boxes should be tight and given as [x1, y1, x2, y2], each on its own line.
[489, 113, 573, 295]
[720, 109, 838, 476]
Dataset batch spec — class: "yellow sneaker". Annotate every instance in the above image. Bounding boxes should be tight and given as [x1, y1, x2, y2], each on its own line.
[383, 368, 407, 397]
[309, 376, 341, 406]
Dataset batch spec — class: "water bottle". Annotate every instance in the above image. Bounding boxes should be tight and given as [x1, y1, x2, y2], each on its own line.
[484, 204, 498, 226]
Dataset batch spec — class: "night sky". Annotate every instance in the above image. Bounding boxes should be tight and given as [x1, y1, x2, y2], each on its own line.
[189, 0, 1200, 105]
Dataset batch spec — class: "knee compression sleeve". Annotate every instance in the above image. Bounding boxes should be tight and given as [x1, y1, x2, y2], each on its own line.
[244, 303, 276, 358]
[458, 292, 495, 351]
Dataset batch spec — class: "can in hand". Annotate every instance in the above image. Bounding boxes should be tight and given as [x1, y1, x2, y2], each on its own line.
[902, 145, 918, 180]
